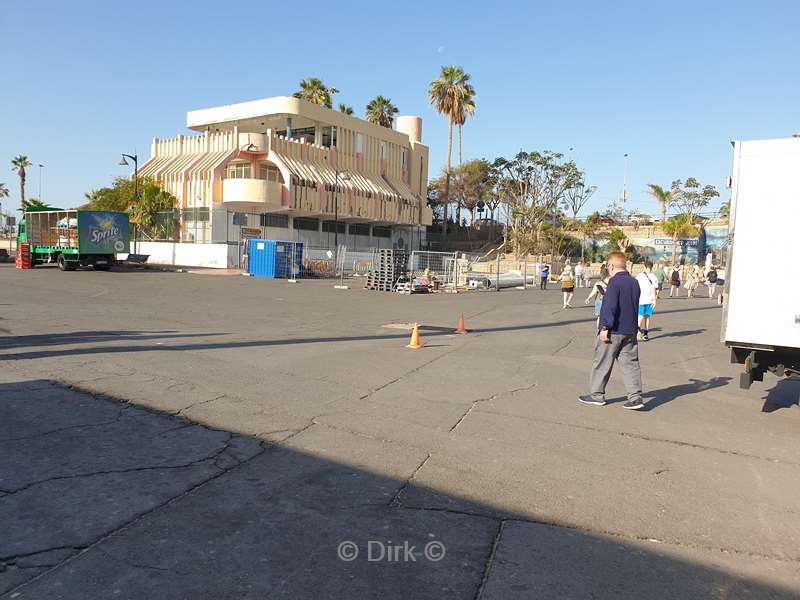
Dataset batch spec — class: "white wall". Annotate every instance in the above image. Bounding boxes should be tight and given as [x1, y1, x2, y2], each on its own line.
[124, 242, 231, 269]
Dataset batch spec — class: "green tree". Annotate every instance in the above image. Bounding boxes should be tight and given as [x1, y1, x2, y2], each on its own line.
[0, 182, 9, 202]
[493, 150, 581, 257]
[449, 159, 492, 229]
[428, 65, 475, 240]
[646, 183, 672, 225]
[11, 155, 32, 206]
[19, 198, 48, 211]
[365, 95, 398, 128]
[718, 199, 731, 219]
[293, 77, 338, 108]
[338, 103, 354, 115]
[131, 180, 178, 238]
[661, 215, 699, 264]
[670, 178, 719, 224]
[82, 177, 139, 212]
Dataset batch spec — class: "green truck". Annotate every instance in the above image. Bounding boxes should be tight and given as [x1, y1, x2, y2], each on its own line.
[17, 208, 131, 271]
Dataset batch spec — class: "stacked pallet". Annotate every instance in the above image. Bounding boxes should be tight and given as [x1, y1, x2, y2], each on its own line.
[364, 249, 408, 292]
[15, 244, 32, 269]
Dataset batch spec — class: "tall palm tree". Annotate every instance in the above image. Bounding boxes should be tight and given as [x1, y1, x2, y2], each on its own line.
[718, 199, 731, 219]
[11, 155, 32, 206]
[365, 96, 398, 128]
[338, 103, 354, 115]
[293, 77, 338, 108]
[0, 183, 9, 202]
[428, 66, 475, 239]
[647, 183, 672, 226]
[454, 88, 476, 165]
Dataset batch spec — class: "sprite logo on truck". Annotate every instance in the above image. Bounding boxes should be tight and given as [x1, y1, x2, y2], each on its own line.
[78, 211, 130, 254]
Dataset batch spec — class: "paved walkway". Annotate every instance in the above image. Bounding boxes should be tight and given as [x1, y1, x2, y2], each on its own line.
[1, 264, 799, 598]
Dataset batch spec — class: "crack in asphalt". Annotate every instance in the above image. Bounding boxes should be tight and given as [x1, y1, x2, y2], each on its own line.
[4, 438, 269, 597]
[0, 408, 127, 443]
[0, 433, 240, 496]
[389, 453, 431, 508]
[474, 520, 506, 600]
[359, 346, 461, 401]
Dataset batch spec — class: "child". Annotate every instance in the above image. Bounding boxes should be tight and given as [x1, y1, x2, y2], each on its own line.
[585, 277, 610, 327]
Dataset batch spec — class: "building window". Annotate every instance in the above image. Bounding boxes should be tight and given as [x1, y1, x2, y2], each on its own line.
[380, 141, 386, 161]
[322, 221, 346, 234]
[259, 163, 284, 183]
[372, 226, 391, 238]
[356, 133, 364, 154]
[185, 207, 210, 222]
[350, 223, 370, 236]
[401, 148, 407, 170]
[225, 162, 251, 179]
[260, 213, 289, 228]
[293, 217, 319, 231]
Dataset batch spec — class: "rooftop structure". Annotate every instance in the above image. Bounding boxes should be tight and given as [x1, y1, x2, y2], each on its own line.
[137, 96, 431, 247]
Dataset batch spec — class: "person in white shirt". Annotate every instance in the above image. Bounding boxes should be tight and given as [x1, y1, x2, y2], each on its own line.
[635, 261, 659, 341]
[574, 262, 584, 287]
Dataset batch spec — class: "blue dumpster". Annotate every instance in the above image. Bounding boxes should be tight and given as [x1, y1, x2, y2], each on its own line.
[248, 240, 303, 279]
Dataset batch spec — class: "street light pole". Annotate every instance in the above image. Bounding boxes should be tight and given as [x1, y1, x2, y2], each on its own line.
[621, 153, 629, 203]
[38, 164, 44, 203]
[119, 153, 139, 253]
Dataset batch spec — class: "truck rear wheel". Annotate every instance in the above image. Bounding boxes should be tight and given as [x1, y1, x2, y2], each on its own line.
[57, 255, 76, 271]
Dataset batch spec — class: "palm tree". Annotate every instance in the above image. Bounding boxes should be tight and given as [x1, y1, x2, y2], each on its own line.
[454, 88, 476, 165]
[647, 183, 672, 225]
[338, 103, 354, 115]
[661, 215, 698, 264]
[19, 198, 47, 211]
[428, 66, 475, 240]
[365, 96, 398, 128]
[12, 155, 32, 206]
[293, 77, 338, 108]
[718, 199, 731, 219]
[0, 183, 9, 202]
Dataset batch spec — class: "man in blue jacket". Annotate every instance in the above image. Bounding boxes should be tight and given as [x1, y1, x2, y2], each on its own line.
[579, 252, 645, 410]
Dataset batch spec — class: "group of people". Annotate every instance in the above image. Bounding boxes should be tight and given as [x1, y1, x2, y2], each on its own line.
[549, 256, 723, 411]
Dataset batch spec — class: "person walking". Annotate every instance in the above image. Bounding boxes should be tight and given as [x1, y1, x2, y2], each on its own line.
[685, 264, 701, 298]
[575, 262, 584, 288]
[600, 262, 609, 280]
[585, 275, 610, 328]
[635, 262, 659, 341]
[579, 252, 644, 410]
[669, 265, 681, 297]
[654, 263, 666, 299]
[706, 264, 719, 300]
[560, 265, 575, 308]
[540, 263, 550, 290]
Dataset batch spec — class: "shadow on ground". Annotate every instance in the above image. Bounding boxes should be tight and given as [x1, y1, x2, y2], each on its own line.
[642, 377, 733, 411]
[0, 305, 721, 362]
[762, 377, 800, 413]
[0, 379, 794, 599]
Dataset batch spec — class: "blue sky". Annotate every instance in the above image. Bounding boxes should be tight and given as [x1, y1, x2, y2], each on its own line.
[1, 0, 798, 217]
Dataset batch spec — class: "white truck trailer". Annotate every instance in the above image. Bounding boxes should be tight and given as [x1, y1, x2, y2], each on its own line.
[722, 136, 800, 388]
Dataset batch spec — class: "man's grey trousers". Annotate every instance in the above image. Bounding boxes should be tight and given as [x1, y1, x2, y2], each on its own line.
[590, 333, 643, 401]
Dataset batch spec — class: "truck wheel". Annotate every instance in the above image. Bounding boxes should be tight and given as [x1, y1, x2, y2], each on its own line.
[57, 255, 75, 271]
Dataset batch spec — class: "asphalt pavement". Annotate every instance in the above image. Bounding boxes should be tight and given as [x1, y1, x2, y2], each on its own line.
[1, 263, 799, 599]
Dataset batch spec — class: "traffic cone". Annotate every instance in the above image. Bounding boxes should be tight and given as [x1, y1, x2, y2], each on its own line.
[455, 312, 468, 334]
[406, 322, 422, 350]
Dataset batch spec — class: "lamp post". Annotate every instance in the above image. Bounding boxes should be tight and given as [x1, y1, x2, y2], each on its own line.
[333, 169, 350, 251]
[38, 164, 44, 203]
[621, 153, 629, 203]
[119, 153, 139, 253]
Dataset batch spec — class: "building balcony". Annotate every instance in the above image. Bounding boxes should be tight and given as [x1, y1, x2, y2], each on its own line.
[222, 178, 285, 212]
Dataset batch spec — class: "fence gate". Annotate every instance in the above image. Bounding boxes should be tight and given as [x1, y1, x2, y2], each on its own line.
[409, 251, 458, 286]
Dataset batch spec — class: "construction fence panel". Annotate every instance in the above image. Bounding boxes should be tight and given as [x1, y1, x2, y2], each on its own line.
[409, 251, 458, 288]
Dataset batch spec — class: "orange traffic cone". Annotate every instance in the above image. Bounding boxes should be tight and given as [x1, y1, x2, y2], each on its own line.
[455, 312, 468, 334]
[406, 322, 422, 350]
